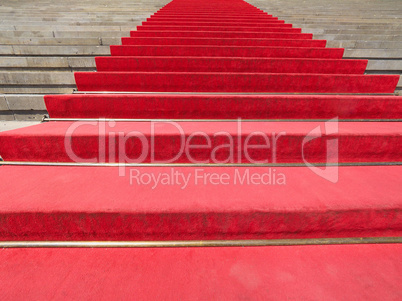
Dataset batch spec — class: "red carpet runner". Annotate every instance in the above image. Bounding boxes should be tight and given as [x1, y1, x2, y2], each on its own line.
[0, 0, 401, 298]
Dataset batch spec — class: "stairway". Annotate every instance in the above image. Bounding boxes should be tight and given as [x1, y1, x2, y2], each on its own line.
[0, 0, 401, 121]
[0, 0, 401, 299]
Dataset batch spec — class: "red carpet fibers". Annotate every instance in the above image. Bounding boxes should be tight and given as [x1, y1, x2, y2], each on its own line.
[0, 165, 400, 240]
[121, 36, 327, 46]
[110, 45, 340, 57]
[0, 245, 401, 300]
[45, 94, 402, 119]
[130, 30, 313, 38]
[95, 57, 368, 74]
[74, 72, 398, 93]
[1, 121, 401, 163]
[0, 0, 401, 295]
[142, 21, 289, 26]
[137, 25, 302, 32]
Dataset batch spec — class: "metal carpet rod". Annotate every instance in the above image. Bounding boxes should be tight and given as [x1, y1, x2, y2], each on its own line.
[0, 237, 400, 248]
[42, 117, 402, 122]
[72, 90, 396, 96]
[1, 161, 402, 167]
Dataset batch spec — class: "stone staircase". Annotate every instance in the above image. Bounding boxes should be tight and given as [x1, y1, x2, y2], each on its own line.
[0, 0, 401, 299]
[0, 0, 401, 122]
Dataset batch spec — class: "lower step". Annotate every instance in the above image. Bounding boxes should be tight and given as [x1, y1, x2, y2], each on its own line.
[0, 121, 401, 163]
[74, 72, 399, 93]
[0, 244, 400, 300]
[44, 94, 402, 119]
[0, 165, 400, 240]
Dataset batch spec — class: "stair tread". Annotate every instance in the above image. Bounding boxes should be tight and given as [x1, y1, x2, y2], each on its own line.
[0, 244, 400, 300]
[0, 165, 400, 240]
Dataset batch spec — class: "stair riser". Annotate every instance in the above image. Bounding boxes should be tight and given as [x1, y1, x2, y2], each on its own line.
[152, 13, 273, 17]
[0, 209, 399, 241]
[130, 31, 313, 39]
[95, 57, 367, 74]
[122, 37, 326, 47]
[1, 124, 401, 163]
[44, 95, 402, 119]
[142, 21, 288, 26]
[146, 18, 281, 23]
[137, 26, 301, 33]
[74, 72, 398, 93]
[111, 45, 341, 58]
[149, 16, 279, 20]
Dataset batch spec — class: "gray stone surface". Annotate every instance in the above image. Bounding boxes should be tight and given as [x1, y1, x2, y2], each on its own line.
[367, 60, 402, 71]
[7, 45, 111, 55]
[0, 121, 41, 132]
[0, 0, 170, 123]
[0, 72, 75, 85]
[5, 95, 46, 111]
[0, 96, 9, 111]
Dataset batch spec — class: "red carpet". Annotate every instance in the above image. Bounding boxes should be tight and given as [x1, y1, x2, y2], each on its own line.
[121, 36, 327, 46]
[1, 121, 401, 163]
[109, 45, 340, 57]
[0, 245, 401, 300]
[142, 21, 290, 26]
[137, 25, 302, 32]
[75, 72, 398, 93]
[130, 30, 313, 38]
[45, 94, 402, 119]
[0, 0, 401, 296]
[95, 57, 368, 73]
[0, 165, 400, 240]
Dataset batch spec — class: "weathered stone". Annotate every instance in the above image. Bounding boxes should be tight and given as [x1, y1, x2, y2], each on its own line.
[5, 95, 46, 111]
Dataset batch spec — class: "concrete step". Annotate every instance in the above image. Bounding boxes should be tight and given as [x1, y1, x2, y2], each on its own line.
[295, 24, 402, 30]
[0, 37, 121, 46]
[314, 34, 402, 42]
[343, 49, 402, 59]
[0, 31, 129, 38]
[326, 40, 402, 50]
[0, 87, 74, 94]
[0, 25, 135, 32]
[0, 45, 110, 56]
[0, 72, 76, 94]
[0, 21, 144, 27]
[309, 29, 402, 35]
[0, 120, 41, 131]
[0, 57, 95, 70]
[0, 72, 74, 85]
[0, 94, 47, 120]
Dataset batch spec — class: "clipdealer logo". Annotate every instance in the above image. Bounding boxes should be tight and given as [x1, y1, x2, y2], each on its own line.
[63, 118, 339, 184]
[129, 167, 286, 189]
